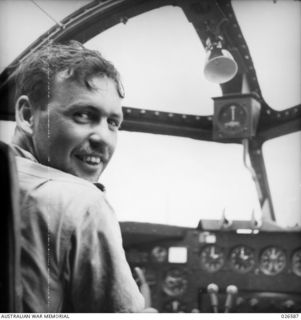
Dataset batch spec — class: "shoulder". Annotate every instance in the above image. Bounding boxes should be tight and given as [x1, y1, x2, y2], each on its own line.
[17, 156, 113, 223]
[33, 177, 110, 217]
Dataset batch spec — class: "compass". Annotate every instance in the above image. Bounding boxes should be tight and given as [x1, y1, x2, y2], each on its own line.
[213, 93, 261, 139]
[218, 103, 247, 135]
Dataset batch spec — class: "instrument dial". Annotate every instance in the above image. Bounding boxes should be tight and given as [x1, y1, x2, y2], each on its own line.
[200, 244, 225, 273]
[291, 248, 301, 277]
[229, 245, 255, 273]
[151, 246, 167, 263]
[218, 103, 247, 135]
[259, 246, 286, 275]
[162, 269, 188, 297]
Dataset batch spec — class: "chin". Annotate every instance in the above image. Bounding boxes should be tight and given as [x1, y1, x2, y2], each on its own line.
[82, 172, 102, 183]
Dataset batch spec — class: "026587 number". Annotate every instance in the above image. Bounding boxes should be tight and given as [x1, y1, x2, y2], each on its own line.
[281, 314, 299, 319]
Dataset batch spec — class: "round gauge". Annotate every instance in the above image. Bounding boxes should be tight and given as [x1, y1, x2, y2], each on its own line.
[150, 246, 167, 263]
[291, 248, 301, 277]
[162, 269, 188, 297]
[200, 244, 225, 273]
[218, 103, 247, 135]
[259, 246, 286, 276]
[229, 245, 255, 273]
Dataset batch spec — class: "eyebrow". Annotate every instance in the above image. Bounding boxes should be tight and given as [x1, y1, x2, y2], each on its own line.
[65, 103, 124, 121]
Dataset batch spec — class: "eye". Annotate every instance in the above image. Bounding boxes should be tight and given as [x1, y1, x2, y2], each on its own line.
[108, 118, 121, 129]
[73, 111, 93, 124]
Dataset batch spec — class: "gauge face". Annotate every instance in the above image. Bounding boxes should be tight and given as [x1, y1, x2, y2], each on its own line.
[291, 248, 301, 277]
[229, 245, 255, 273]
[151, 246, 167, 263]
[218, 103, 247, 135]
[162, 269, 188, 297]
[259, 246, 286, 276]
[200, 244, 225, 273]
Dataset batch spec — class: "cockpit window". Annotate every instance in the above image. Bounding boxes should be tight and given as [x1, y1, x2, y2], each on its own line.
[101, 131, 262, 227]
[262, 131, 301, 228]
[0, 0, 91, 71]
[85, 6, 221, 115]
[232, 0, 301, 110]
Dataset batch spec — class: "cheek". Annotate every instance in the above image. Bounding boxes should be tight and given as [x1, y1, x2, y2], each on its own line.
[107, 134, 118, 159]
[49, 124, 82, 153]
[47, 116, 83, 154]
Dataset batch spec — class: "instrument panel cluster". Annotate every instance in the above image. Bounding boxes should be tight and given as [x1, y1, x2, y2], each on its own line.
[121, 222, 301, 313]
[127, 244, 301, 277]
[199, 244, 301, 276]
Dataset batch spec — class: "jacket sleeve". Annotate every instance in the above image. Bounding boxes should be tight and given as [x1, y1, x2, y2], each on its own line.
[64, 191, 145, 312]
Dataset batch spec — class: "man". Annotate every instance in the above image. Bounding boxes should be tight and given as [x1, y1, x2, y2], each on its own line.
[11, 41, 145, 312]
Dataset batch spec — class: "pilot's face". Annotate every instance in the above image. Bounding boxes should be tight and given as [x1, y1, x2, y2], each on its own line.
[31, 75, 123, 182]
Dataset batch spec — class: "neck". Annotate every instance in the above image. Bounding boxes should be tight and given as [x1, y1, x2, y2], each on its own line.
[12, 128, 36, 158]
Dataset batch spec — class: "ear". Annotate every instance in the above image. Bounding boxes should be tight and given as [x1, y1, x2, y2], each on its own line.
[15, 95, 34, 135]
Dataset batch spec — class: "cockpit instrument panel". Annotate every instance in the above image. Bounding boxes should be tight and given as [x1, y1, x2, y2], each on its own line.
[121, 222, 301, 313]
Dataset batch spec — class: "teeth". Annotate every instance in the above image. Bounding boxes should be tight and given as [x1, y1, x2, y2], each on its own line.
[86, 156, 101, 164]
[78, 155, 102, 165]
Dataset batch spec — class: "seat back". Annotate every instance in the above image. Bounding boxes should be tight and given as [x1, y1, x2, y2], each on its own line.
[0, 141, 22, 312]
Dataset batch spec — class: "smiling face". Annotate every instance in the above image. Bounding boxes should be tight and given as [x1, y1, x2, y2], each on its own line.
[31, 75, 123, 182]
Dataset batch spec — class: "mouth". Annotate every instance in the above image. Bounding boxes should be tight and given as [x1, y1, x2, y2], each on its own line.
[74, 153, 104, 167]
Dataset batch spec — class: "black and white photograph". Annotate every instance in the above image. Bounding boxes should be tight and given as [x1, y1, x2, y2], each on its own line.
[0, 0, 300, 316]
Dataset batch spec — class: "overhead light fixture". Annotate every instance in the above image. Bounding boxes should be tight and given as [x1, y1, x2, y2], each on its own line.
[204, 36, 238, 84]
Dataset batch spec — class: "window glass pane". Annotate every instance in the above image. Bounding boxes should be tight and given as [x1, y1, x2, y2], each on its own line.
[101, 131, 261, 227]
[0, 0, 91, 72]
[262, 132, 301, 228]
[85, 6, 221, 115]
[232, 0, 301, 109]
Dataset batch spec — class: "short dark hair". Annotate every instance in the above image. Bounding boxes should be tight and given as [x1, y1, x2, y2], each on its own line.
[14, 41, 124, 109]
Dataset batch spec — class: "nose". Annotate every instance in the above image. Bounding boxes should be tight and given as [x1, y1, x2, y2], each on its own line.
[88, 120, 115, 151]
